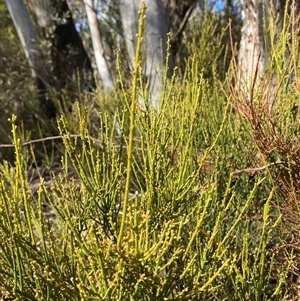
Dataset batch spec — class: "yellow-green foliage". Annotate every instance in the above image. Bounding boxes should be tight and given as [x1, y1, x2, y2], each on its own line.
[0, 4, 298, 301]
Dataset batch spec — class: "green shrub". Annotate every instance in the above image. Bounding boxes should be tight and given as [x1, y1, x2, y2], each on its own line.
[0, 5, 296, 301]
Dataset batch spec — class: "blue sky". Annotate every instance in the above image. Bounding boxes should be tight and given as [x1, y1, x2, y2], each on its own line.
[75, 0, 230, 32]
[214, 0, 225, 11]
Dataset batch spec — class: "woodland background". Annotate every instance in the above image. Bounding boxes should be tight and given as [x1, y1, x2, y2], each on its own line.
[1, 0, 242, 151]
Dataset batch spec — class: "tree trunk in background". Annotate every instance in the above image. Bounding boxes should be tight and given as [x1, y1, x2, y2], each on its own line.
[84, 0, 114, 90]
[4, 0, 54, 115]
[118, 0, 139, 73]
[161, 0, 197, 60]
[4, 0, 49, 88]
[26, 0, 96, 90]
[51, 0, 95, 93]
[238, 0, 300, 93]
[25, 0, 96, 117]
[26, 0, 51, 28]
[237, 0, 266, 91]
[119, 0, 170, 110]
[143, 0, 170, 110]
[6, 0, 96, 118]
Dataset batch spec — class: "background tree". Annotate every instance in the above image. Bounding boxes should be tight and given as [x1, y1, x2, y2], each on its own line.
[84, 0, 114, 90]
[3, 0, 244, 119]
[0, 0, 47, 160]
[50, 0, 95, 93]
[162, 0, 198, 62]
[119, 0, 170, 110]
[5, 0, 95, 118]
[4, 0, 51, 96]
[237, 0, 267, 90]
[237, 0, 300, 92]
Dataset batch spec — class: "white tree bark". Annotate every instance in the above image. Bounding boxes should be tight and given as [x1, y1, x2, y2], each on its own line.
[84, 0, 114, 90]
[26, 0, 51, 28]
[119, 0, 169, 110]
[144, 0, 169, 110]
[238, 0, 266, 91]
[237, 0, 297, 94]
[119, 0, 138, 67]
[4, 0, 49, 86]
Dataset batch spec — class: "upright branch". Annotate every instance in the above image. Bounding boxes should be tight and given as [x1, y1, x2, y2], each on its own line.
[117, 4, 146, 249]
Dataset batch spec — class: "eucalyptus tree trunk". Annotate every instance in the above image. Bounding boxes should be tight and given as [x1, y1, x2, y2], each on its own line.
[5, 0, 95, 118]
[4, 0, 50, 90]
[25, 0, 95, 92]
[25, 0, 95, 117]
[4, 0, 55, 117]
[26, 0, 51, 28]
[84, 0, 114, 90]
[238, 0, 300, 94]
[237, 0, 267, 91]
[119, 0, 170, 111]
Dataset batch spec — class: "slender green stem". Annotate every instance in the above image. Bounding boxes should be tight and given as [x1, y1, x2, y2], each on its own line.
[117, 4, 146, 248]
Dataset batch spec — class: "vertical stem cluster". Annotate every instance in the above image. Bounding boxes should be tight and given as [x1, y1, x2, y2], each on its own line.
[117, 4, 146, 248]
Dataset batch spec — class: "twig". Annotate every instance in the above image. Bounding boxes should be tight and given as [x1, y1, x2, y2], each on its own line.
[0, 134, 85, 148]
[0, 134, 144, 150]
[232, 161, 288, 176]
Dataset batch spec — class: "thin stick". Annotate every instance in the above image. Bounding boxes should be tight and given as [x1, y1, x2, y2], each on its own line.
[232, 161, 288, 176]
